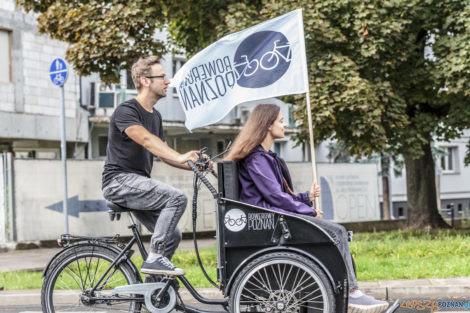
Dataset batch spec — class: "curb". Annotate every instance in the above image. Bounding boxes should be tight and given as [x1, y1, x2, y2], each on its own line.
[1, 286, 470, 306]
[361, 286, 470, 300]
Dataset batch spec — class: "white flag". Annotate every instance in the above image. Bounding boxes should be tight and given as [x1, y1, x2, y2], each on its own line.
[170, 9, 309, 131]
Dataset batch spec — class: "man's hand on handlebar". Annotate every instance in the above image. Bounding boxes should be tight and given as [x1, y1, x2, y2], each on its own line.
[178, 150, 199, 165]
[194, 151, 213, 171]
[201, 153, 214, 169]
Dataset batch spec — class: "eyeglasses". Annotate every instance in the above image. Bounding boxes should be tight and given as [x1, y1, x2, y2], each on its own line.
[145, 75, 168, 80]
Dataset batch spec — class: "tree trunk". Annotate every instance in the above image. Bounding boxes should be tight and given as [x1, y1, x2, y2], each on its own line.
[382, 176, 391, 220]
[404, 142, 449, 228]
[380, 155, 391, 220]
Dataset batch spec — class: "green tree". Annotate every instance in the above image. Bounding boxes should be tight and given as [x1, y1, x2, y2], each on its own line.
[180, 0, 470, 229]
[17, 0, 470, 228]
[16, 0, 168, 83]
[15, 0, 239, 83]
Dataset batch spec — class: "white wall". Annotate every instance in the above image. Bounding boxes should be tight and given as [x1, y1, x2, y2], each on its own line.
[10, 159, 380, 242]
[437, 130, 470, 199]
[13, 159, 218, 241]
[0, 0, 15, 11]
[0, 0, 88, 143]
[0, 154, 5, 243]
[21, 32, 79, 118]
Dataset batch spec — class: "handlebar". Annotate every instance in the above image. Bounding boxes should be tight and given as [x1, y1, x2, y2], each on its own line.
[187, 142, 232, 198]
[188, 160, 218, 198]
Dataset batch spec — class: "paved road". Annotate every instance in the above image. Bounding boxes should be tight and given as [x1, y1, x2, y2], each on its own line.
[1, 297, 469, 313]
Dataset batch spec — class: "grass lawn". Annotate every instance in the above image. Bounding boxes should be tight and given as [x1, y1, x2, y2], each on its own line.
[1, 229, 468, 289]
[350, 229, 470, 280]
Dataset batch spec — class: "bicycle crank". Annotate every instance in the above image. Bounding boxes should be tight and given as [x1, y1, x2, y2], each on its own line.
[113, 282, 176, 313]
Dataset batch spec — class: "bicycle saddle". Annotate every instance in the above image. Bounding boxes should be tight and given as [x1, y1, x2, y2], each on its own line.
[107, 201, 131, 212]
[107, 201, 132, 221]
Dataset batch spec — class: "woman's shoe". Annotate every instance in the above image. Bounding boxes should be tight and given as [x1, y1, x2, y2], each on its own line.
[348, 290, 389, 313]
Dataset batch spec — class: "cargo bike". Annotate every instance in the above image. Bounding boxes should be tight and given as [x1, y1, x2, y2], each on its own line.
[40, 148, 399, 313]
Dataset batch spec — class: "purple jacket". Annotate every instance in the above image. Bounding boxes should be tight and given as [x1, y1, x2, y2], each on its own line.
[238, 145, 317, 217]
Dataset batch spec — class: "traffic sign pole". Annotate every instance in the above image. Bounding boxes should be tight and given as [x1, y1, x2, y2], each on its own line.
[49, 58, 69, 234]
[60, 85, 69, 234]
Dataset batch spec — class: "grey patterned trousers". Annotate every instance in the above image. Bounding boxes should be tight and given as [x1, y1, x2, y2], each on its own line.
[102, 172, 187, 258]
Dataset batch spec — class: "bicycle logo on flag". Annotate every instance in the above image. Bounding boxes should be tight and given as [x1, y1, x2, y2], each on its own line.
[233, 31, 292, 88]
[234, 40, 292, 79]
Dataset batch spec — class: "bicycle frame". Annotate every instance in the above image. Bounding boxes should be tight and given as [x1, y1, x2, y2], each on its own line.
[45, 207, 228, 312]
[43, 213, 147, 281]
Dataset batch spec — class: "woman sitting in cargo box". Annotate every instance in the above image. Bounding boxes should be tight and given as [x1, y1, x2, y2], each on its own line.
[225, 103, 389, 313]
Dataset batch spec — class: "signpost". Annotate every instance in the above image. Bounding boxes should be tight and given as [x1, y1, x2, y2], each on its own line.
[49, 58, 69, 233]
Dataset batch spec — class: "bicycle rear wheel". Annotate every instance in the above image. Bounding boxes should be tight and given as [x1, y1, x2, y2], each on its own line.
[41, 245, 141, 313]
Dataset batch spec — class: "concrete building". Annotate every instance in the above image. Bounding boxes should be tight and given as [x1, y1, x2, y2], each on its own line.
[0, 0, 88, 158]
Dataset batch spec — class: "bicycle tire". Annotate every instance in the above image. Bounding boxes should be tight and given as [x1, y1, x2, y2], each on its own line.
[41, 245, 142, 313]
[229, 251, 335, 313]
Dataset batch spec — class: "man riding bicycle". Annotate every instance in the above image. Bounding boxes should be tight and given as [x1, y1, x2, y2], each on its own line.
[102, 56, 199, 276]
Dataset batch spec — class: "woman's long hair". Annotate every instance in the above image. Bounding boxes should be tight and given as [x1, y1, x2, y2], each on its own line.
[225, 104, 280, 161]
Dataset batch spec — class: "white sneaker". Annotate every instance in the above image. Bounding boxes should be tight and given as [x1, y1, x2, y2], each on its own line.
[348, 290, 389, 313]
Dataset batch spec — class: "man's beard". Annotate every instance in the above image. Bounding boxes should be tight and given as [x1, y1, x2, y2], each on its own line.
[153, 88, 166, 100]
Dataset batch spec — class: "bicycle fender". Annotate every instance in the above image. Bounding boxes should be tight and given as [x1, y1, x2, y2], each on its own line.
[224, 246, 338, 297]
[42, 241, 109, 277]
[42, 246, 69, 278]
[42, 240, 140, 281]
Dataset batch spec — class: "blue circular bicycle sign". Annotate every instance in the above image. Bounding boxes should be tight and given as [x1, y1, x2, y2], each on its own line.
[49, 58, 68, 86]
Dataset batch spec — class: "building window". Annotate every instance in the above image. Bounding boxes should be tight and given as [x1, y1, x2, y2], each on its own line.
[0, 29, 12, 83]
[98, 93, 114, 108]
[274, 142, 281, 156]
[172, 58, 185, 97]
[15, 150, 35, 158]
[98, 85, 115, 108]
[240, 107, 250, 124]
[440, 146, 458, 173]
[398, 207, 405, 218]
[89, 82, 96, 107]
[126, 70, 135, 90]
[98, 136, 108, 157]
[217, 141, 225, 154]
[288, 103, 295, 127]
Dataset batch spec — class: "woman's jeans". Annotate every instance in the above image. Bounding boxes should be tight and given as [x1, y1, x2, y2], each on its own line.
[102, 172, 187, 259]
[302, 215, 359, 292]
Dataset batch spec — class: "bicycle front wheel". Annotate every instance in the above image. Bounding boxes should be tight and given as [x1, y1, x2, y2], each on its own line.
[41, 245, 141, 313]
[230, 252, 335, 313]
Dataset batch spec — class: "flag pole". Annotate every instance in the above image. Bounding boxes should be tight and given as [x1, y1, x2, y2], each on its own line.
[305, 91, 321, 213]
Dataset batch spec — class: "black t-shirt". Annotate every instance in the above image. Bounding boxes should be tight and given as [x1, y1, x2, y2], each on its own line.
[102, 98, 165, 188]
